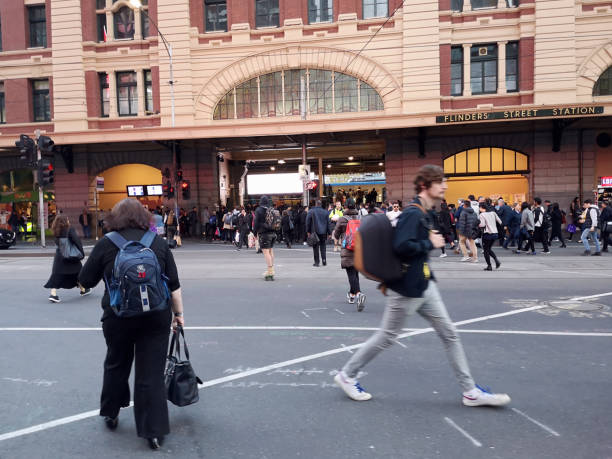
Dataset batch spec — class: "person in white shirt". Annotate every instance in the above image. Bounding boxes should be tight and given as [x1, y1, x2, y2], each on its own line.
[479, 202, 502, 271]
[386, 202, 402, 227]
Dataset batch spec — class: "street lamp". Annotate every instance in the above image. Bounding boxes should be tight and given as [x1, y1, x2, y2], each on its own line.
[130, 0, 180, 234]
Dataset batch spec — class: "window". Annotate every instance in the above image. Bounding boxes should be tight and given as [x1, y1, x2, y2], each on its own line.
[97, 13, 107, 42]
[32, 80, 50, 122]
[309, 0, 333, 23]
[451, 46, 463, 96]
[29, 6, 47, 48]
[255, 0, 279, 28]
[144, 70, 153, 113]
[0, 82, 5, 124]
[214, 69, 384, 120]
[470, 44, 497, 95]
[451, 0, 464, 11]
[471, 0, 497, 8]
[444, 147, 529, 176]
[506, 0, 519, 6]
[116, 71, 138, 116]
[363, 0, 388, 19]
[360, 81, 383, 111]
[205, 0, 227, 32]
[593, 66, 612, 96]
[114, 6, 135, 40]
[96, 0, 106, 8]
[506, 42, 519, 93]
[334, 74, 358, 113]
[309, 69, 333, 115]
[99, 73, 109, 117]
[141, 10, 150, 37]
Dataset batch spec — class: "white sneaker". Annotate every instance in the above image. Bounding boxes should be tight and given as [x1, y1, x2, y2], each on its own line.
[462, 385, 511, 407]
[334, 371, 372, 401]
[460, 256, 471, 262]
[356, 293, 366, 312]
[439, 253, 448, 258]
[347, 293, 355, 304]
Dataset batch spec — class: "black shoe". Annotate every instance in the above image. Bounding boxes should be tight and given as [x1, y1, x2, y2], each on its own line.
[602, 248, 608, 252]
[495, 260, 501, 269]
[322, 260, 327, 266]
[593, 252, 602, 256]
[48, 295, 60, 303]
[483, 266, 492, 271]
[582, 250, 591, 256]
[80, 288, 92, 297]
[313, 263, 320, 267]
[104, 416, 118, 431]
[561, 244, 567, 248]
[147, 437, 164, 450]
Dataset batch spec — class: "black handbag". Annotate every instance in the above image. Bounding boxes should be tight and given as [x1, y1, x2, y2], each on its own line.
[164, 326, 203, 407]
[58, 237, 84, 261]
[306, 217, 319, 247]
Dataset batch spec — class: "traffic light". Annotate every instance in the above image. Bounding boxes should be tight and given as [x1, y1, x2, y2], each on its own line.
[163, 181, 174, 199]
[15, 134, 36, 165]
[38, 135, 54, 154]
[181, 180, 190, 200]
[176, 170, 183, 182]
[37, 160, 54, 187]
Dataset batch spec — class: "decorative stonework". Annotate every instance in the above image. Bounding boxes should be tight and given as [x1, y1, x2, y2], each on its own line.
[194, 46, 402, 119]
[577, 39, 612, 101]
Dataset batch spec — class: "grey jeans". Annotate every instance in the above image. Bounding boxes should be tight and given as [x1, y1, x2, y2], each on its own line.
[342, 282, 476, 392]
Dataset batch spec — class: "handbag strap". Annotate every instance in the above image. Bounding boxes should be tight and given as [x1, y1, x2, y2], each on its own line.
[169, 326, 190, 361]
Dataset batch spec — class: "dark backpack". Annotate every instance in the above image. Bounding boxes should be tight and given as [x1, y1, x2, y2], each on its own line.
[231, 213, 239, 227]
[264, 207, 281, 231]
[105, 231, 170, 318]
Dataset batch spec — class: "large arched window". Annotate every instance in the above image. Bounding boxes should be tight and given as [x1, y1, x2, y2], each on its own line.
[213, 69, 384, 120]
[114, 6, 135, 39]
[443, 147, 529, 176]
[593, 66, 612, 96]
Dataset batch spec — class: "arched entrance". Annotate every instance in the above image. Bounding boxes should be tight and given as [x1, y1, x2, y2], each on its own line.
[443, 147, 529, 205]
[92, 163, 163, 212]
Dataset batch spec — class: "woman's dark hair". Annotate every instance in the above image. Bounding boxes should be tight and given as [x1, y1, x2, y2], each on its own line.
[521, 201, 530, 211]
[52, 215, 70, 238]
[282, 209, 288, 216]
[346, 198, 356, 210]
[479, 202, 488, 210]
[440, 202, 448, 211]
[414, 165, 445, 194]
[552, 202, 559, 210]
[104, 198, 152, 232]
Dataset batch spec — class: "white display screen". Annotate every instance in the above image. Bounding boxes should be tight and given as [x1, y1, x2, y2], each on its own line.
[127, 185, 144, 197]
[146, 185, 163, 196]
[247, 173, 309, 195]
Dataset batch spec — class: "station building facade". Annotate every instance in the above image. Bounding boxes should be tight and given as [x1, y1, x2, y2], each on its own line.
[0, 0, 611, 233]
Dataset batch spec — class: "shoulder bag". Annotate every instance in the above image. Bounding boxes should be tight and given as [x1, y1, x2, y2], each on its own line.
[58, 237, 84, 261]
[165, 326, 203, 407]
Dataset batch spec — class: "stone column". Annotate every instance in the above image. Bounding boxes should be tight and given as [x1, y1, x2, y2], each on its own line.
[463, 43, 472, 96]
[137, 69, 146, 116]
[108, 72, 118, 118]
[498, 41, 507, 94]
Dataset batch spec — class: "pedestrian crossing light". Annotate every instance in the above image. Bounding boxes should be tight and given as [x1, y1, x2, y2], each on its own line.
[16, 134, 36, 165]
[38, 160, 54, 187]
[181, 180, 190, 200]
[163, 181, 174, 199]
[38, 135, 54, 154]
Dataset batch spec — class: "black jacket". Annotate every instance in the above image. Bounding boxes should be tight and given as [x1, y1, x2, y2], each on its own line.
[496, 204, 513, 226]
[281, 215, 292, 233]
[600, 206, 612, 228]
[387, 198, 435, 298]
[79, 228, 180, 320]
[51, 227, 84, 275]
[305, 206, 331, 235]
[457, 207, 477, 238]
[437, 209, 452, 235]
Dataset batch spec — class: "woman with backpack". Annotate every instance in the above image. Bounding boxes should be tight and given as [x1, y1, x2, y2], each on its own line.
[79, 199, 185, 450]
[44, 215, 90, 303]
[332, 199, 366, 311]
[253, 196, 278, 280]
[281, 209, 293, 248]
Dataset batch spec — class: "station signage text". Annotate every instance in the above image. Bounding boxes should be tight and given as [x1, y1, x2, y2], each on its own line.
[436, 106, 604, 124]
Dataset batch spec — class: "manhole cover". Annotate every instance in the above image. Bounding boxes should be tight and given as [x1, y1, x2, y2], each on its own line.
[547, 300, 604, 312]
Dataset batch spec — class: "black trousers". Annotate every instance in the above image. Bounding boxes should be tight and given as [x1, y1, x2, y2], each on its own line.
[313, 233, 327, 264]
[346, 266, 360, 294]
[482, 233, 499, 267]
[100, 309, 172, 438]
[534, 227, 549, 251]
[549, 224, 566, 246]
[238, 227, 249, 248]
[518, 229, 535, 252]
[603, 231, 611, 251]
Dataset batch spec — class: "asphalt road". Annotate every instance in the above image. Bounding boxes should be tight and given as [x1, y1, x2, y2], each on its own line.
[0, 242, 611, 458]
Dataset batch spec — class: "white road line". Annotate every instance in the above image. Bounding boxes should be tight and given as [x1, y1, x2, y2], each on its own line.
[393, 339, 408, 348]
[570, 291, 612, 301]
[549, 270, 612, 278]
[0, 303, 546, 443]
[511, 408, 560, 437]
[334, 309, 345, 315]
[301, 311, 310, 319]
[340, 344, 353, 354]
[459, 329, 612, 337]
[444, 417, 482, 447]
[304, 308, 328, 311]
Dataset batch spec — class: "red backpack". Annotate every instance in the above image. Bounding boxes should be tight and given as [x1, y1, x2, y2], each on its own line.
[343, 218, 361, 251]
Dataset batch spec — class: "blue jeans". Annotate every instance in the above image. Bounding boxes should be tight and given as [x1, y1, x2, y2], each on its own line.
[581, 228, 600, 252]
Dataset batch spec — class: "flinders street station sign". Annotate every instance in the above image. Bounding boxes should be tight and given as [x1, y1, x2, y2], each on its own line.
[436, 106, 604, 123]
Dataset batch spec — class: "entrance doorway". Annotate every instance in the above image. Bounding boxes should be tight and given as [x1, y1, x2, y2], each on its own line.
[443, 147, 529, 205]
[92, 164, 163, 212]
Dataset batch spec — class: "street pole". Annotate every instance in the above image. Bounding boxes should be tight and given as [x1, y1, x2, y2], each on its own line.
[300, 76, 308, 207]
[34, 129, 45, 248]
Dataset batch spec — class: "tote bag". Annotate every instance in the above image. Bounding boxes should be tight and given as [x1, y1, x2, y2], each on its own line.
[165, 327, 203, 407]
[58, 237, 84, 261]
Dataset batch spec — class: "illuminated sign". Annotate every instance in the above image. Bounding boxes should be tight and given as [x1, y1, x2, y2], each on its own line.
[436, 106, 604, 124]
[127, 186, 144, 197]
[601, 176, 612, 187]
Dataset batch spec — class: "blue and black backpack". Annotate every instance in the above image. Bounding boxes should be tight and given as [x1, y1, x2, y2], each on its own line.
[104, 231, 170, 318]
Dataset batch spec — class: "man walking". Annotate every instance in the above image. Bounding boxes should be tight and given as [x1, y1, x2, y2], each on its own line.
[580, 199, 601, 256]
[457, 200, 478, 262]
[533, 198, 550, 254]
[187, 206, 199, 238]
[306, 200, 331, 267]
[496, 199, 513, 247]
[334, 165, 510, 407]
[600, 200, 611, 252]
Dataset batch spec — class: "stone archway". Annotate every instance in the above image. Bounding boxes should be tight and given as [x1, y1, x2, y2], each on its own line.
[194, 45, 402, 120]
[577, 39, 612, 102]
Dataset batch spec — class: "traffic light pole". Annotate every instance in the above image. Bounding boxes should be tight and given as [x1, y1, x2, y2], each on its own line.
[34, 129, 45, 248]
